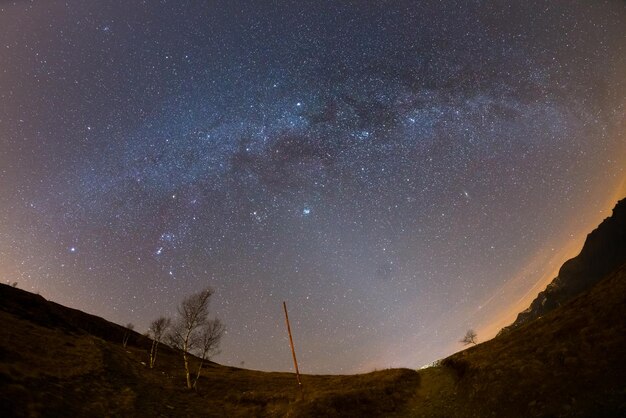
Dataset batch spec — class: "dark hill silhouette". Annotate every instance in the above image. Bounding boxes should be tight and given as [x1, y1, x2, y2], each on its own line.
[0, 283, 420, 417]
[1, 198, 625, 416]
[0, 285, 147, 346]
[500, 197, 626, 335]
[427, 259, 626, 417]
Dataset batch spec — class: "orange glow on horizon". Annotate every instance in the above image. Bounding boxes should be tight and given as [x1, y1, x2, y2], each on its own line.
[477, 181, 626, 347]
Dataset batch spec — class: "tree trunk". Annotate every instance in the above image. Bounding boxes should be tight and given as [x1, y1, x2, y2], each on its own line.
[193, 358, 205, 390]
[149, 340, 158, 368]
[183, 351, 192, 389]
[153, 342, 159, 366]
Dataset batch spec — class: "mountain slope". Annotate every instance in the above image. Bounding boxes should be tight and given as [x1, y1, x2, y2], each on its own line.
[399, 197, 626, 417]
[500, 197, 626, 334]
[405, 261, 626, 417]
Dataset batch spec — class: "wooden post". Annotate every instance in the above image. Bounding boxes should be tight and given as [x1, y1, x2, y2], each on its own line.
[283, 301, 303, 393]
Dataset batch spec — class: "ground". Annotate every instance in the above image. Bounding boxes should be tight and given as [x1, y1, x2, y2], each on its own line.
[1, 263, 625, 417]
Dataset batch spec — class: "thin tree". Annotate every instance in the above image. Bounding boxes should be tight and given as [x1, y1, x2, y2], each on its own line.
[461, 329, 478, 345]
[148, 316, 171, 368]
[192, 318, 225, 389]
[168, 288, 223, 389]
[122, 323, 134, 348]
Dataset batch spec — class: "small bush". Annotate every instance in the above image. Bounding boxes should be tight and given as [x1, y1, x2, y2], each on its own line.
[441, 356, 471, 379]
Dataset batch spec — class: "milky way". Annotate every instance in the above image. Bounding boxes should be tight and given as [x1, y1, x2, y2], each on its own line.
[1, 1, 625, 373]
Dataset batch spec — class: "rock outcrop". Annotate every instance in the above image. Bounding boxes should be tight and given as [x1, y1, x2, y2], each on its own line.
[499, 198, 626, 335]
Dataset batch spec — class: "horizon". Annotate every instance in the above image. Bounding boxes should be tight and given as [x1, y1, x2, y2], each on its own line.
[6, 195, 624, 374]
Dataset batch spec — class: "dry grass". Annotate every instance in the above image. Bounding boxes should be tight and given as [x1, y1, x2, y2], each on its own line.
[1, 263, 625, 417]
[0, 292, 422, 417]
[414, 262, 626, 417]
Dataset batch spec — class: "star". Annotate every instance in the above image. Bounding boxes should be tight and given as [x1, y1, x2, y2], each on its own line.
[2, 0, 623, 376]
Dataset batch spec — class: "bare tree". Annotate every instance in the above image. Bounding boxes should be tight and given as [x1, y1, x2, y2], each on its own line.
[148, 316, 171, 368]
[460, 329, 477, 345]
[122, 323, 134, 348]
[192, 318, 225, 389]
[168, 288, 224, 389]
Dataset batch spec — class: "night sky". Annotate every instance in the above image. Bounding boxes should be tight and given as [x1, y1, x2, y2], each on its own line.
[1, 1, 625, 374]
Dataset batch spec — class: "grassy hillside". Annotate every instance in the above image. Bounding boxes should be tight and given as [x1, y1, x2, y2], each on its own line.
[0, 283, 421, 417]
[413, 262, 626, 417]
[2, 261, 625, 417]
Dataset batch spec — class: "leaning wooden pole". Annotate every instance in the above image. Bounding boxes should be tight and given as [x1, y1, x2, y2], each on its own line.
[283, 301, 303, 393]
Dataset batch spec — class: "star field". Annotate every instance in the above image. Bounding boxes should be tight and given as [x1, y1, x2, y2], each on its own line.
[1, 1, 625, 373]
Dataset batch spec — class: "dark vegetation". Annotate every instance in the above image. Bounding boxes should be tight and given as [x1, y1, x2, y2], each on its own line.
[1, 198, 625, 416]
[459, 329, 477, 346]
